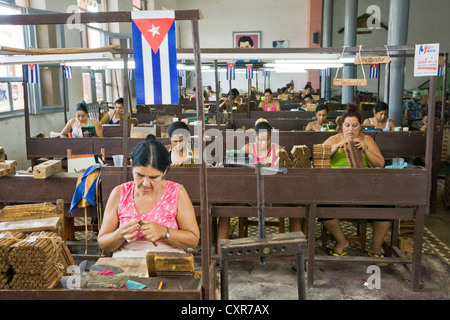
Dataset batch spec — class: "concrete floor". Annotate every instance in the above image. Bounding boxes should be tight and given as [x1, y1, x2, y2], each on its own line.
[221, 178, 450, 300]
[222, 255, 449, 300]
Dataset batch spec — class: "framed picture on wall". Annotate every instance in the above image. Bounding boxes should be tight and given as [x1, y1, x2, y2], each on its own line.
[233, 31, 261, 48]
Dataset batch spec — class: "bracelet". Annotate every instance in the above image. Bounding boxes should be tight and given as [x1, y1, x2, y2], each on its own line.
[164, 227, 170, 240]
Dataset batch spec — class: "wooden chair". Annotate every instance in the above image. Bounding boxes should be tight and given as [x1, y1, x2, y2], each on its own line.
[321, 219, 367, 252]
[67, 148, 105, 173]
[66, 153, 103, 253]
[0, 199, 65, 239]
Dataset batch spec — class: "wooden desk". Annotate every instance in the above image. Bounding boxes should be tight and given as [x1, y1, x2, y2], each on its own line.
[0, 173, 78, 204]
[0, 276, 203, 300]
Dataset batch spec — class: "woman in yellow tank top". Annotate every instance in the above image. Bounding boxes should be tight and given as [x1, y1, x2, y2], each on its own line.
[321, 105, 389, 260]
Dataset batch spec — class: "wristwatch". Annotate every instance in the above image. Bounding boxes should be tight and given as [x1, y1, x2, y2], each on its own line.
[164, 227, 170, 240]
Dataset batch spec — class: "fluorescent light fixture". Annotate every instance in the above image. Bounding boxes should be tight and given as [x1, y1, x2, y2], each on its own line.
[177, 52, 354, 61]
[265, 63, 344, 70]
[177, 64, 211, 70]
[276, 69, 307, 73]
[0, 52, 114, 65]
[66, 59, 135, 69]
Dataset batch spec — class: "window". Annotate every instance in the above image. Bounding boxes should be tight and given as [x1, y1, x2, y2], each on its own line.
[0, 5, 26, 117]
[0, 4, 67, 118]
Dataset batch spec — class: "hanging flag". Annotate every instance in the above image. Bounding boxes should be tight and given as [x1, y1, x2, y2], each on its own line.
[62, 65, 73, 79]
[226, 62, 235, 80]
[25, 64, 39, 83]
[128, 68, 133, 80]
[369, 64, 379, 79]
[437, 64, 445, 77]
[263, 70, 271, 78]
[245, 64, 254, 80]
[131, 10, 178, 105]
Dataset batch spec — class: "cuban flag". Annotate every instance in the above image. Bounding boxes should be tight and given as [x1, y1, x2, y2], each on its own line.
[245, 64, 254, 80]
[132, 11, 178, 105]
[25, 64, 39, 83]
[438, 64, 445, 77]
[62, 65, 73, 79]
[263, 70, 271, 78]
[369, 64, 379, 79]
[226, 62, 236, 80]
[128, 68, 133, 80]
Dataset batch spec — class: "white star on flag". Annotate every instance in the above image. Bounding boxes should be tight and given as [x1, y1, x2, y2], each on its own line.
[149, 24, 160, 37]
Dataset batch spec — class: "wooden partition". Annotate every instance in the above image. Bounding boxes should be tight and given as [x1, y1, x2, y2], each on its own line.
[25, 130, 442, 208]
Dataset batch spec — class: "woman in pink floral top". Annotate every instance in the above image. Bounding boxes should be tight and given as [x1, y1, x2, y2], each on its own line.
[98, 135, 200, 257]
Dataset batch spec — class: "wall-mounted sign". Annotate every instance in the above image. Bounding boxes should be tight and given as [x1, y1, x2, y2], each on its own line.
[354, 56, 390, 64]
[414, 43, 440, 77]
[333, 79, 368, 86]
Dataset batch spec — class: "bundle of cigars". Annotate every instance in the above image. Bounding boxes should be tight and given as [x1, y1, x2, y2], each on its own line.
[0, 231, 74, 289]
[343, 140, 365, 168]
[276, 148, 293, 168]
[0, 231, 24, 288]
[312, 144, 332, 168]
[290, 145, 312, 168]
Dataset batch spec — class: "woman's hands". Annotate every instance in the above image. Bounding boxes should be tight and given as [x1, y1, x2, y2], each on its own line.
[335, 137, 367, 152]
[119, 219, 167, 244]
[352, 137, 368, 152]
[118, 219, 140, 243]
[138, 220, 167, 243]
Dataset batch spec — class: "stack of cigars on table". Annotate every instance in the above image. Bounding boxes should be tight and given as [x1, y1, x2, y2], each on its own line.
[313, 144, 332, 168]
[275, 141, 364, 169]
[277, 145, 313, 168]
[0, 231, 74, 289]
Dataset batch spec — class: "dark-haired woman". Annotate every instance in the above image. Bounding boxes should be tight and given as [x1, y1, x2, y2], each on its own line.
[320, 105, 388, 259]
[60, 101, 103, 137]
[98, 135, 200, 257]
[305, 104, 332, 131]
[363, 101, 396, 131]
[242, 120, 280, 166]
[100, 98, 125, 125]
[166, 121, 198, 165]
[258, 89, 281, 111]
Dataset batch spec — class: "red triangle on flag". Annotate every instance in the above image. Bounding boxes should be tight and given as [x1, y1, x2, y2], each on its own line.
[133, 18, 175, 54]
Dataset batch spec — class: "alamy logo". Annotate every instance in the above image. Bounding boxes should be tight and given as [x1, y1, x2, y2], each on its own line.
[366, 5, 381, 30]
[66, 265, 81, 289]
[364, 265, 381, 289]
[66, 5, 82, 31]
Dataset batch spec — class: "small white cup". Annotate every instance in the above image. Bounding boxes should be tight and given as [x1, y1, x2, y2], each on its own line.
[394, 126, 402, 132]
[112, 155, 124, 167]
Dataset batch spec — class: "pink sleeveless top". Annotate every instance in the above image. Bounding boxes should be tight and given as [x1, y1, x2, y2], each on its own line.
[118, 180, 180, 241]
[264, 102, 276, 111]
[251, 143, 278, 166]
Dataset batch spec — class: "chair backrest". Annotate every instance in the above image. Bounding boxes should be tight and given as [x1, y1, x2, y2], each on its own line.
[67, 148, 105, 173]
